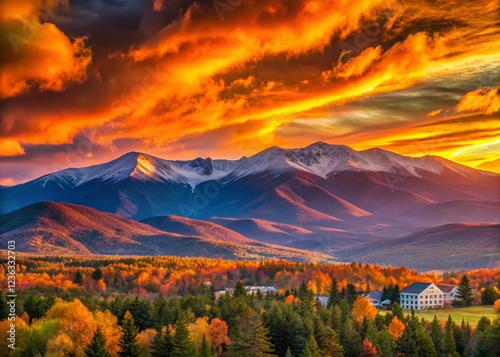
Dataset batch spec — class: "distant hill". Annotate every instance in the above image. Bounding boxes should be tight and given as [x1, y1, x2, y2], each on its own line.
[0, 202, 333, 261]
[400, 200, 500, 227]
[335, 223, 500, 270]
[140, 215, 255, 245]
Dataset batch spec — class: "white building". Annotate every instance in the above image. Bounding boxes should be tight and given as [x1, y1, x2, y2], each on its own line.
[215, 286, 277, 299]
[364, 290, 391, 308]
[245, 286, 277, 295]
[435, 284, 459, 304]
[399, 282, 458, 310]
[316, 296, 329, 307]
[365, 290, 383, 306]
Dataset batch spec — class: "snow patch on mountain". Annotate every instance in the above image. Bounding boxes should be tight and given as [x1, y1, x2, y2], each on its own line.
[38, 152, 242, 189]
[35, 142, 495, 189]
[171, 158, 240, 187]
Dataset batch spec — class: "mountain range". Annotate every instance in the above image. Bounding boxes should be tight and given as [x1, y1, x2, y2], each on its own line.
[1, 142, 499, 270]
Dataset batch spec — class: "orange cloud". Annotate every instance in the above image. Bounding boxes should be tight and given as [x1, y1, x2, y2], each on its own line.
[323, 46, 383, 80]
[0, 178, 18, 186]
[348, 112, 500, 169]
[456, 86, 500, 114]
[427, 109, 443, 117]
[1, 0, 499, 179]
[0, 0, 92, 98]
[0, 139, 25, 156]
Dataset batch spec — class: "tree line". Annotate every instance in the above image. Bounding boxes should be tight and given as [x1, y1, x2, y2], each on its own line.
[1, 278, 499, 357]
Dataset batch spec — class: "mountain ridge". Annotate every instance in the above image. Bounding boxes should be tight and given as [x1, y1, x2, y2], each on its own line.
[1, 142, 498, 231]
[3, 142, 497, 190]
[0, 201, 333, 261]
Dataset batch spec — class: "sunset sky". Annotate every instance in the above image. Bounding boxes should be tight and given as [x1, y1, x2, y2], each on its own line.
[1, 0, 499, 185]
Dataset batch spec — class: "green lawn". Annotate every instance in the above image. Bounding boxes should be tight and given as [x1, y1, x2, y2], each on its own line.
[380, 306, 497, 326]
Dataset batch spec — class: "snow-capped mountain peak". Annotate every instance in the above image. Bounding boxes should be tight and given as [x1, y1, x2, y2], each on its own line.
[38, 152, 177, 188]
[37, 152, 243, 189]
[226, 142, 495, 180]
[33, 143, 495, 190]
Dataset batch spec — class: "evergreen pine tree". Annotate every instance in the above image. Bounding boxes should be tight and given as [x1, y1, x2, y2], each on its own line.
[285, 347, 293, 357]
[476, 316, 492, 333]
[301, 336, 320, 357]
[234, 280, 246, 298]
[298, 281, 314, 304]
[0, 294, 8, 320]
[92, 267, 103, 281]
[381, 286, 388, 302]
[130, 296, 154, 330]
[444, 316, 457, 356]
[231, 311, 276, 357]
[365, 281, 372, 294]
[345, 284, 358, 305]
[199, 336, 212, 357]
[481, 285, 500, 305]
[73, 270, 83, 285]
[390, 284, 400, 304]
[341, 318, 362, 357]
[456, 275, 474, 306]
[454, 319, 470, 357]
[429, 316, 443, 354]
[474, 334, 490, 357]
[152, 325, 174, 357]
[118, 311, 141, 357]
[172, 313, 195, 357]
[327, 278, 340, 308]
[85, 327, 111, 357]
[331, 305, 342, 333]
[391, 302, 404, 321]
[321, 327, 344, 357]
[267, 306, 287, 356]
[414, 326, 437, 357]
[395, 328, 417, 357]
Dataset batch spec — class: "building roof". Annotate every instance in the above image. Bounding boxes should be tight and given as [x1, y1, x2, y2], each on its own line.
[316, 296, 329, 305]
[435, 284, 458, 293]
[366, 290, 383, 301]
[400, 282, 433, 294]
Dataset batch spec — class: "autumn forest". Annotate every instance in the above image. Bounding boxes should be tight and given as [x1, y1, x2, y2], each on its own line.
[1, 255, 499, 356]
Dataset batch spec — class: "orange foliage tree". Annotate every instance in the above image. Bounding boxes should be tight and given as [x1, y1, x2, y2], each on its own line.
[352, 296, 377, 324]
[494, 299, 500, 315]
[209, 318, 231, 357]
[388, 316, 405, 342]
[360, 338, 378, 357]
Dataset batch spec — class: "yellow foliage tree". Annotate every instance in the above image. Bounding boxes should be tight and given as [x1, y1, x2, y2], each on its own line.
[189, 316, 211, 352]
[46, 333, 74, 357]
[137, 328, 156, 355]
[46, 298, 96, 357]
[388, 316, 405, 342]
[94, 309, 121, 356]
[352, 296, 378, 324]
